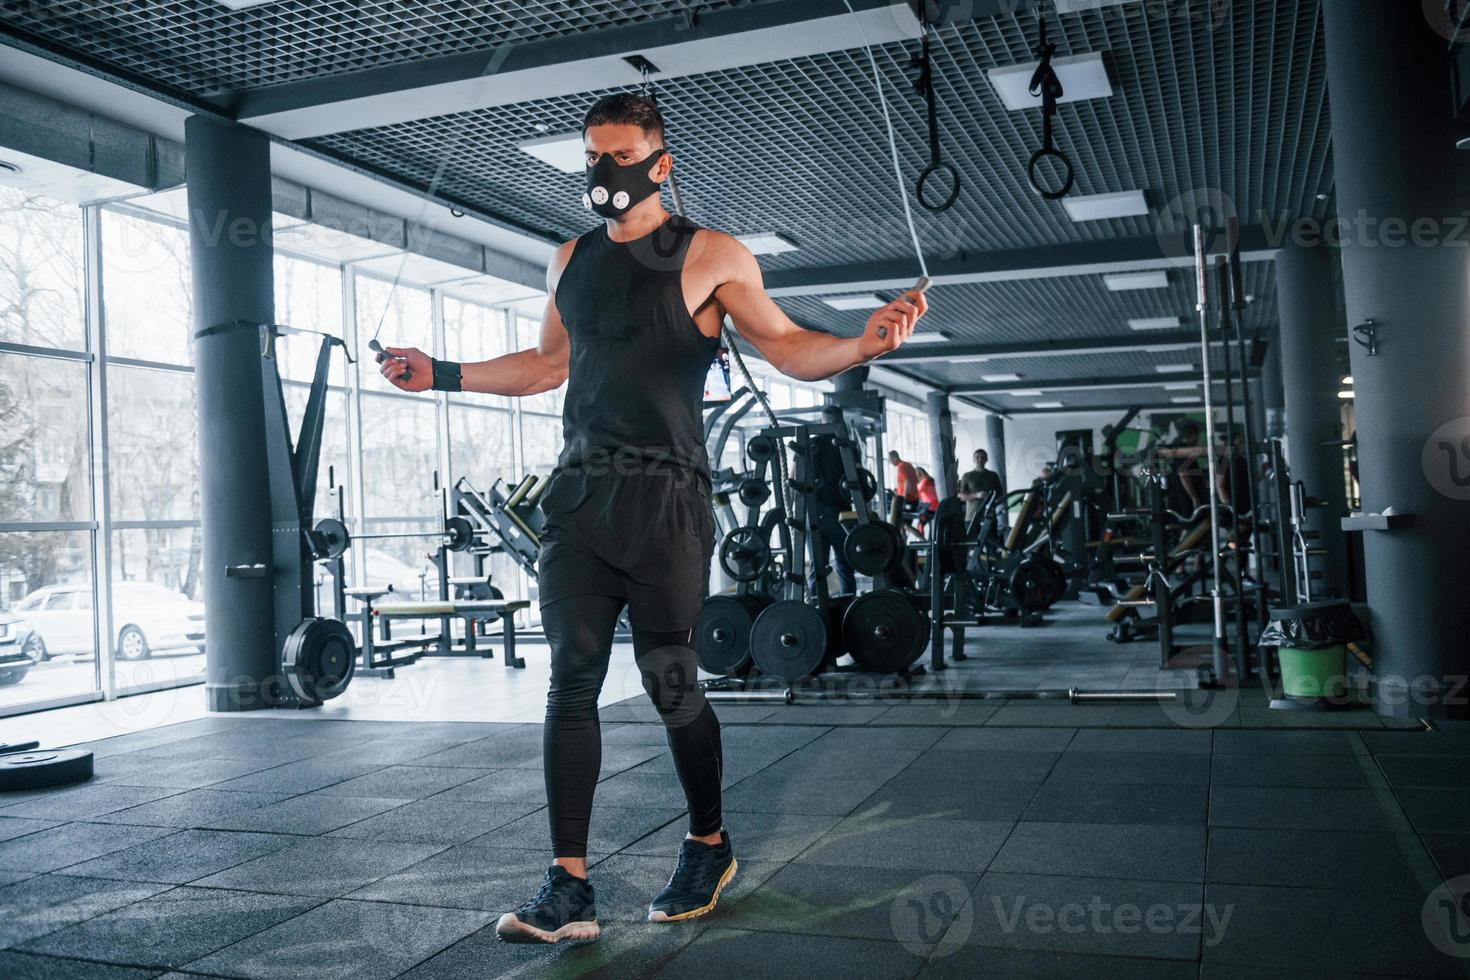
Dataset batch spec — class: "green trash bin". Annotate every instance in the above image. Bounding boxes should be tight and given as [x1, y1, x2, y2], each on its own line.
[1260, 601, 1366, 709]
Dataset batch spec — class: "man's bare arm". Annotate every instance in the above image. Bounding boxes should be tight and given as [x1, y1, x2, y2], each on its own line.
[711, 236, 926, 382]
[380, 240, 573, 396]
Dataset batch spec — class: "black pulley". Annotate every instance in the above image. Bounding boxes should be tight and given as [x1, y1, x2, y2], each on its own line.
[281, 617, 356, 706]
[750, 600, 828, 685]
[1010, 558, 1066, 612]
[444, 516, 476, 552]
[311, 517, 350, 560]
[719, 526, 773, 583]
[696, 592, 774, 677]
[738, 479, 771, 508]
[0, 749, 93, 791]
[843, 589, 928, 673]
[845, 521, 903, 576]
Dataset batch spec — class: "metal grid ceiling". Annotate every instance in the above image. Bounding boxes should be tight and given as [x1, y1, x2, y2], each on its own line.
[778, 263, 1279, 345]
[310, 0, 1332, 268]
[0, 0, 749, 94]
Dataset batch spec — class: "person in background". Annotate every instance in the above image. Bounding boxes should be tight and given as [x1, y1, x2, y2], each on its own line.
[807, 417, 857, 596]
[912, 465, 941, 538]
[957, 448, 1003, 525]
[887, 450, 919, 528]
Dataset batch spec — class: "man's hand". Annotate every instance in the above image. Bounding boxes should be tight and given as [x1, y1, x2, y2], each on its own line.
[858, 289, 928, 360]
[377, 345, 432, 392]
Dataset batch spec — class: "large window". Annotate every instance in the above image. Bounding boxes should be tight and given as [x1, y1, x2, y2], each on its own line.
[0, 187, 98, 712]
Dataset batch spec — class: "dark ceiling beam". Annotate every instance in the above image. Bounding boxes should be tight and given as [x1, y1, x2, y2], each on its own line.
[948, 371, 1259, 395]
[232, 0, 973, 140]
[764, 227, 1278, 296]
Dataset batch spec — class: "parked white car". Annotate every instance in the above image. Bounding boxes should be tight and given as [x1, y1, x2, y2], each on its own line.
[11, 582, 206, 661]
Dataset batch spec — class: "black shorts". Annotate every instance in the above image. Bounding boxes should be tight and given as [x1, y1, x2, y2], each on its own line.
[537, 462, 715, 632]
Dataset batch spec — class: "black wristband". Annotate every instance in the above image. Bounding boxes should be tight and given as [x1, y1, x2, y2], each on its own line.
[430, 358, 463, 392]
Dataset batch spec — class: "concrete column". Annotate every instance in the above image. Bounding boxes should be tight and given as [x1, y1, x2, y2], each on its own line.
[1322, 0, 1470, 718]
[1259, 326, 1286, 440]
[985, 414, 1008, 494]
[1274, 242, 1349, 597]
[185, 116, 277, 712]
[925, 392, 957, 499]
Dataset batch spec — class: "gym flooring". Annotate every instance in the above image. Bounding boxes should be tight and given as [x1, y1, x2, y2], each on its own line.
[0, 604, 1462, 979]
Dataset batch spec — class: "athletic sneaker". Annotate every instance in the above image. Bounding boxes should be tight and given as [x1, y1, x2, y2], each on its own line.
[496, 866, 600, 944]
[648, 831, 738, 923]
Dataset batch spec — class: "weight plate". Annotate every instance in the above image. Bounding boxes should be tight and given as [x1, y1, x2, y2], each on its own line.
[750, 600, 828, 685]
[444, 516, 476, 553]
[845, 521, 902, 576]
[282, 617, 356, 706]
[849, 468, 878, 504]
[1010, 558, 1066, 612]
[311, 517, 350, 561]
[843, 589, 927, 673]
[0, 741, 41, 755]
[719, 526, 773, 583]
[737, 479, 771, 508]
[695, 593, 773, 676]
[0, 748, 93, 792]
[746, 434, 777, 463]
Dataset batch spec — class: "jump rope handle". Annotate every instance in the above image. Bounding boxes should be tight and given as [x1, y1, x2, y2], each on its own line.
[369, 339, 413, 382]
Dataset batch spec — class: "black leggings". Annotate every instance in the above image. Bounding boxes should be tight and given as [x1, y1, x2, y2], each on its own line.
[541, 593, 723, 858]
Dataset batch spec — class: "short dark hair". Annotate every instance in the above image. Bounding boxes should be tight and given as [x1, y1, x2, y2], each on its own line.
[582, 93, 665, 145]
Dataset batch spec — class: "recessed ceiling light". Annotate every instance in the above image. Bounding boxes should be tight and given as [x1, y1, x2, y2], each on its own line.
[214, 0, 286, 9]
[982, 373, 1023, 383]
[904, 331, 952, 345]
[1155, 364, 1195, 374]
[1009, 389, 1044, 397]
[1104, 271, 1168, 291]
[737, 232, 799, 255]
[1063, 190, 1149, 222]
[989, 52, 1113, 111]
[950, 355, 992, 363]
[1129, 317, 1181, 331]
[822, 294, 887, 310]
[1034, 401, 1066, 409]
[1171, 396, 1203, 404]
[1342, 375, 1354, 385]
[517, 131, 585, 174]
[1163, 382, 1199, 391]
[1338, 390, 1354, 400]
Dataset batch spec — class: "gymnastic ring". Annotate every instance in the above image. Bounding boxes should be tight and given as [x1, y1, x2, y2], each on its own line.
[1027, 146, 1075, 201]
[915, 161, 961, 213]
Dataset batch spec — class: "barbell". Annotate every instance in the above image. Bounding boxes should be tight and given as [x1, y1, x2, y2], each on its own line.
[310, 516, 476, 562]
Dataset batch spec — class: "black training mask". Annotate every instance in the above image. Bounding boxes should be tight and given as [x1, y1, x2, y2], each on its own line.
[583, 148, 666, 218]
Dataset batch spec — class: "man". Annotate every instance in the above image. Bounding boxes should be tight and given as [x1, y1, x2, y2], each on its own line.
[807, 413, 857, 596]
[957, 448, 1003, 524]
[378, 92, 926, 943]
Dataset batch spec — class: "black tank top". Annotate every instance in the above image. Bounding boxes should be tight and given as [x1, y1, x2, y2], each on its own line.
[554, 214, 718, 477]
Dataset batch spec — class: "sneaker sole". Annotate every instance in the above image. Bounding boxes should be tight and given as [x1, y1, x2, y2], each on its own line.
[494, 913, 600, 944]
[647, 858, 739, 923]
